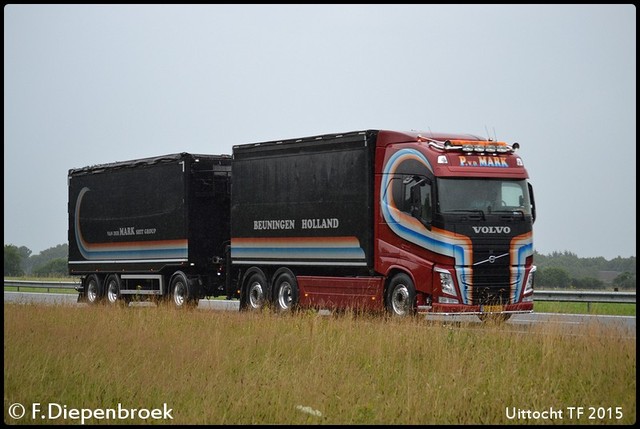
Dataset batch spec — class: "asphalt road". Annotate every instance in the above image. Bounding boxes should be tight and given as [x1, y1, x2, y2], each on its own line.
[4, 291, 635, 339]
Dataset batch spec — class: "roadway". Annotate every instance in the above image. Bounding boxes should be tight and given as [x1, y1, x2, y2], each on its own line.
[4, 291, 635, 339]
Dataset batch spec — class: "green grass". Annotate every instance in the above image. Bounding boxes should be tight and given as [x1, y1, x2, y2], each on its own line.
[534, 301, 636, 316]
[4, 304, 636, 425]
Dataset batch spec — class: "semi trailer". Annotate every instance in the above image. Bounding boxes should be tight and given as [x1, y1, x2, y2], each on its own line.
[69, 129, 537, 319]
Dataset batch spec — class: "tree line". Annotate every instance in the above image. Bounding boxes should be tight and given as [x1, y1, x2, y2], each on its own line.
[4, 244, 636, 290]
[4, 243, 68, 277]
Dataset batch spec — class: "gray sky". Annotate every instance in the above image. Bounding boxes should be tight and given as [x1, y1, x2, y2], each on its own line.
[4, 4, 636, 260]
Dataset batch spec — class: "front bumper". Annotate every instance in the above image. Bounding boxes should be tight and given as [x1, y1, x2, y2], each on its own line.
[420, 301, 533, 315]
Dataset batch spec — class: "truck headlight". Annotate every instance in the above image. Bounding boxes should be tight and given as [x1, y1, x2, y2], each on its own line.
[435, 267, 456, 296]
[523, 265, 536, 295]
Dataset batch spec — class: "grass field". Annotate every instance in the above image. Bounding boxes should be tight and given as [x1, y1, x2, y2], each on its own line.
[533, 301, 636, 316]
[4, 303, 636, 425]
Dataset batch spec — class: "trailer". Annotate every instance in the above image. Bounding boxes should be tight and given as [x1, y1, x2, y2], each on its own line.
[68, 152, 232, 306]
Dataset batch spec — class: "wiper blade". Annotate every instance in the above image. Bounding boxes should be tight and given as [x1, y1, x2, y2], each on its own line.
[448, 209, 486, 219]
[449, 209, 485, 214]
[492, 209, 526, 218]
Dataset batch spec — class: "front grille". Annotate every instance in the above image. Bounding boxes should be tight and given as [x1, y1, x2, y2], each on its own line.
[471, 284, 511, 305]
[461, 265, 518, 305]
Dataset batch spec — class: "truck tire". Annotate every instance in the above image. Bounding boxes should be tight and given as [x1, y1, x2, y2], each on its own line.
[385, 273, 417, 317]
[85, 274, 104, 305]
[105, 274, 122, 305]
[170, 272, 197, 309]
[273, 270, 299, 312]
[241, 271, 267, 311]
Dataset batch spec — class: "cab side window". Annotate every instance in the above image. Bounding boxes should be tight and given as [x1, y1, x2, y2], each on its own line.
[400, 175, 433, 226]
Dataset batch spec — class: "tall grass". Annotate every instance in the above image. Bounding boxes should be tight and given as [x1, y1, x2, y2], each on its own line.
[4, 304, 636, 425]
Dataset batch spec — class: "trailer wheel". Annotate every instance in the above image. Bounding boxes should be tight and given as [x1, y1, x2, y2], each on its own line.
[170, 272, 197, 309]
[385, 273, 417, 317]
[85, 274, 104, 305]
[242, 272, 267, 311]
[273, 271, 299, 312]
[105, 274, 122, 305]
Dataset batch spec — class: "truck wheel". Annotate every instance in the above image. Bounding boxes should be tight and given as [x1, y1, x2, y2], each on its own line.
[85, 274, 103, 305]
[385, 273, 417, 317]
[105, 274, 122, 305]
[170, 272, 197, 309]
[273, 271, 299, 312]
[242, 272, 267, 311]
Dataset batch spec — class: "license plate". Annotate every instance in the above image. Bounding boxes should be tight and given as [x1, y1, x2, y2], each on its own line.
[483, 305, 504, 313]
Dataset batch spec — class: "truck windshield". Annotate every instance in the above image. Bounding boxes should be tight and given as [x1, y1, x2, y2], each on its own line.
[437, 178, 531, 215]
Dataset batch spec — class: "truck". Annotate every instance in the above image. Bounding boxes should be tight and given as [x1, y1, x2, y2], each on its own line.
[69, 129, 537, 320]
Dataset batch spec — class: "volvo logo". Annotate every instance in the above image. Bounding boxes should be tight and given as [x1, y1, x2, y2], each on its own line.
[474, 252, 509, 265]
[472, 226, 511, 234]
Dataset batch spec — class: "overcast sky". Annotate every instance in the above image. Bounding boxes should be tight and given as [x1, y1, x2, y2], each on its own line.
[4, 4, 636, 260]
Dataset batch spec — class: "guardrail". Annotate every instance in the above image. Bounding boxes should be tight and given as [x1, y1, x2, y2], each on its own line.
[3, 279, 636, 306]
[534, 289, 636, 311]
[4, 279, 79, 292]
[533, 290, 636, 304]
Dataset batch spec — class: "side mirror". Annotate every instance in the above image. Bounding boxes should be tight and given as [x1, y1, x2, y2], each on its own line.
[410, 184, 422, 218]
[528, 183, 536, 223]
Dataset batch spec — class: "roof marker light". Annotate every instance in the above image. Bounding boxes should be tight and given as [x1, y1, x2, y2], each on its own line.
[424, 136, 519, 154]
